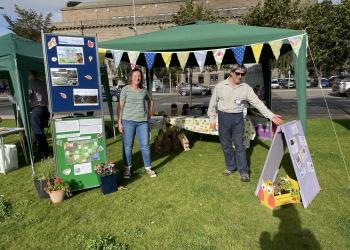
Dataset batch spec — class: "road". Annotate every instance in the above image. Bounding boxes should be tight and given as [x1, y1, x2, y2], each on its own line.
[0, 88, 349, 119]
[152, 88, 350, 119]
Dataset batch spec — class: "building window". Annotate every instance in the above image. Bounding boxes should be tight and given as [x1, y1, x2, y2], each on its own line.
[210, 74, 218, 83]
[198, 74, 204, 84]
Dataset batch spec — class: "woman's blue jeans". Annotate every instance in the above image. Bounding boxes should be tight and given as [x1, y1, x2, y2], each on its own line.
[122, 119, 151, 168]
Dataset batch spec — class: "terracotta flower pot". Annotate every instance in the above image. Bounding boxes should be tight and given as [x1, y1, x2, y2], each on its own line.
[48, 190, 65, 203]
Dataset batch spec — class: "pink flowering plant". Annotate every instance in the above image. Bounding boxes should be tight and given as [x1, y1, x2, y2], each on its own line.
[44, 176, 72, 197]
[95, 161, 117, 177]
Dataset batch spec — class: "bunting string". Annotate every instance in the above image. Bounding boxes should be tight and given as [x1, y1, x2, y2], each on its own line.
[101, 34, 305, 70]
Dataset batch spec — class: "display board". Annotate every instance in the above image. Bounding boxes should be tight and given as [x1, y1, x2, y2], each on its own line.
[255, 120, 320, 208]
[43, 34, 102, 113]
[53, 117, 106, 191]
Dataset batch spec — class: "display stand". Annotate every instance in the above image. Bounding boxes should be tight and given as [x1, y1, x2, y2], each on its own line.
[42, 34, 103, 113]
[42, 34, 106, 191]
[255, 120, 320, 208]
[53, 117, 106, 190]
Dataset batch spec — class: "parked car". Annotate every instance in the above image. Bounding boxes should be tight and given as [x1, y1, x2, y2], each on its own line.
[280, 78, 295, 88]
[271, 79, 280, 89]
[331, 75, 350, 92]
[306, 78, 316, 88]
[338, 78, 350, 97]
[178, 83, 211, 96]
[152, 80, 162, 92]
[328, 76, 338, 87]
[152, 84, 162, 92]
[277, 78, 285, 84]
[310, 78, 318, 87]
[102, 88, 120, 102]
[321, 78, 329, 88]
[187, 104, 208, 116]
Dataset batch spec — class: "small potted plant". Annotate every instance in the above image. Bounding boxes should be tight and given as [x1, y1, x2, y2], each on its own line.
[45, 176, 72, 203]
[258, 175, 300, 209]
[33, 157, 55, 199]
[95, 161, 118, 195]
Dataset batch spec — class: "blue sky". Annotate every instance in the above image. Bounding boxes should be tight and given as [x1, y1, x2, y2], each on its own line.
[0, 0, 91, 35]
[0, 0, 343, 36]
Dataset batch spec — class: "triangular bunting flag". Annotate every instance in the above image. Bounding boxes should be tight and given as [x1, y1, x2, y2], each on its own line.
[213, 49, 226, 69]
[251, 43, 264, 64]
[194, 51, 207, 72]
[144, 52, 156, 70]
[98, 48, 107, 65]
[128, 51, 140, 69]
[161, 52, 172, 68]
[177, 52, 190, 70]
[111, 50, 124, 68]
[268, 40, 283, 60]
[231, 46, 246, 65]
[288, 35, 303, 57]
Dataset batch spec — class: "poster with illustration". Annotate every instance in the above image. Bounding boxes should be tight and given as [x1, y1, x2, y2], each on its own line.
[57, 46, 85, 65]
[54, 117, 106, 191]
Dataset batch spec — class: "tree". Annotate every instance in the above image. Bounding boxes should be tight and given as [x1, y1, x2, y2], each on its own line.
[240, 0, 304, 30]
[239, 0, 304, 76]
[2, 4, 53, 42]
[172, 0, 220, 25]
[303, 0, 350, 75]
[240, 0, 350, 76]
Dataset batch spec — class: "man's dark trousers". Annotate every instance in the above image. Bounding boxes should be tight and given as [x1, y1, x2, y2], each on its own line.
[218, 111, 248, 174]
[31, 105, 49, 157]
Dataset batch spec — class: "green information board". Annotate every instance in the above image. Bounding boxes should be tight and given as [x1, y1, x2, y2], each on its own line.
[53, 117, 106, 191]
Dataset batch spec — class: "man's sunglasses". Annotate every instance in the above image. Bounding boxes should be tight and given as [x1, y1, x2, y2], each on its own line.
[234, 71, 246, 77]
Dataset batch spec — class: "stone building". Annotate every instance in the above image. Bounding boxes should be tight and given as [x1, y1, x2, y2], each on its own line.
[52, 0, 316, 88]
[54, 0, 259, 41]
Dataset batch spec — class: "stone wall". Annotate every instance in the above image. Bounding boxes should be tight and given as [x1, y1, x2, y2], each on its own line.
[53, 0, 318, 41]
[60, 0, 257, 23]
[53, 0, 255, 41]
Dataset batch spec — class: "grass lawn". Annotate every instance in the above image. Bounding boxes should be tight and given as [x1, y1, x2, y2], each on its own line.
[0, 118, 349, 249]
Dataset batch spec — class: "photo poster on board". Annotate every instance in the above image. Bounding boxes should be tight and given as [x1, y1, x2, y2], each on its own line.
[255, 120, 320, 208]
[42, 34, 103, 113]
[53, 117, 106, 191]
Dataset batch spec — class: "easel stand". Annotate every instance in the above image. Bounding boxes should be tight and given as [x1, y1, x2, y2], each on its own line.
[255, 120, 320, 208]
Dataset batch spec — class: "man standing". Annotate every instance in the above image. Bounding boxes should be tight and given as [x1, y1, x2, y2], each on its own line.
[208, 64, 283, 182]
[29, 71, 50, 158]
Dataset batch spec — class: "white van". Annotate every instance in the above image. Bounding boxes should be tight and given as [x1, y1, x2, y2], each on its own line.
[339, 78, 350, 97]
[271, 79, 280, 89]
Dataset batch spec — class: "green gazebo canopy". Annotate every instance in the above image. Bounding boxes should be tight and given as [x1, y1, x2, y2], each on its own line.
[100, 21, 307, 130]
[0, 33, 45, 170]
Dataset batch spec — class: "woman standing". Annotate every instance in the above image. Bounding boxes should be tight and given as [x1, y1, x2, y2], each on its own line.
[118, 69, 156, 178]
